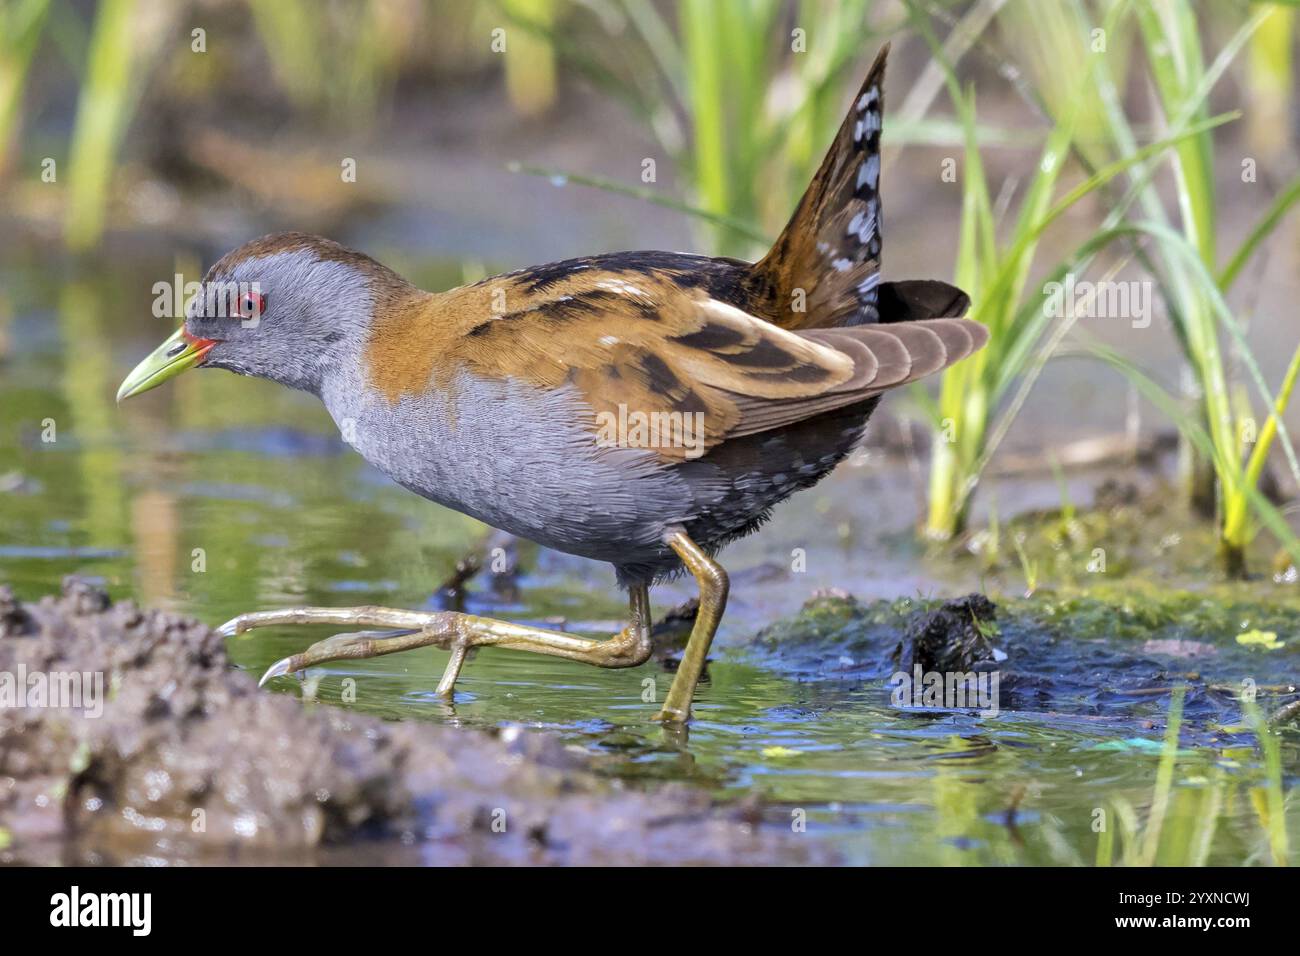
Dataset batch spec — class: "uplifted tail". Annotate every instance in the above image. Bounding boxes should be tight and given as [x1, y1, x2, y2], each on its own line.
[753, 43, 968, 329]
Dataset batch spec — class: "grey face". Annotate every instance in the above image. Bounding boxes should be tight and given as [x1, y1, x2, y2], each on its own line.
[185, 249, 370, 396]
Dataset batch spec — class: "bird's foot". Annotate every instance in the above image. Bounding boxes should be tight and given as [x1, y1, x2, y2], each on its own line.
[215, 599, 653, 702]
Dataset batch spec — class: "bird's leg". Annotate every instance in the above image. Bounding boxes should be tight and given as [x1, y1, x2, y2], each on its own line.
[220, 586, 653, 696]
[654, 529, 729, 723]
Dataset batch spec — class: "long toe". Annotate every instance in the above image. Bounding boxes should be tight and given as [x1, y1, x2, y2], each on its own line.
[316, 628, 415, 650]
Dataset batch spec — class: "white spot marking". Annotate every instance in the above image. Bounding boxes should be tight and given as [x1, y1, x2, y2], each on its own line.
[596, 278, 650, 299]
[862, 154, 880, 190]
[857, 213, 876, 243]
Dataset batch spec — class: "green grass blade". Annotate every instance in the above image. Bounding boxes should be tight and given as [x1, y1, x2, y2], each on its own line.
[1218, 172, 1300, 292]
[1083, 334, 1300, 565]
[1116, 219, 1300, 489]
[0, 0, 51, 163]
[1244, 697, 1291, 865]
[619, 0, 686, 106]
[246, 0, 325, 109]
[972, 112, 1237, 342]
[680, 0, 729, 243]
[1140, 685, 1184, 866]
[1224, 341, 1300, 549]
[63, 0, 139, 251]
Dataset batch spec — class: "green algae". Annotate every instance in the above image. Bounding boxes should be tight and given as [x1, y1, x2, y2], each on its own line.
[942, 477, 1300, 593]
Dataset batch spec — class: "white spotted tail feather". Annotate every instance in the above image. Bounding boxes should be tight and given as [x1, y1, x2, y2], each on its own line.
[753, 43, 965, 331]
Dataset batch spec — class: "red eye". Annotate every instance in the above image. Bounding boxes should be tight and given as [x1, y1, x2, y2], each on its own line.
[238, 291, 266, 320]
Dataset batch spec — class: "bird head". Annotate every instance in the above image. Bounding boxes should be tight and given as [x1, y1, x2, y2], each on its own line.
[117, 232, 410, 401]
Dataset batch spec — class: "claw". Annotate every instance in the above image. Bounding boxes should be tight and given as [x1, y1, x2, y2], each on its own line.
[258, 656, 297, 687]
[217, 617, 242, 638]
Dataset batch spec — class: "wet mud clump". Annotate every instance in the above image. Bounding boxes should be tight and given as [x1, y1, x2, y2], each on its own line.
[0, 578, 827, 865]
[893, 594, 999, 674]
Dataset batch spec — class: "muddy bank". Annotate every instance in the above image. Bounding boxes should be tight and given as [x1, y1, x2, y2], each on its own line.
[0, 579, 826, 865]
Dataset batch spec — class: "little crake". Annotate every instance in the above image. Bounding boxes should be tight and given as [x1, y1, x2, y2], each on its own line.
[118, 46, 986, 722]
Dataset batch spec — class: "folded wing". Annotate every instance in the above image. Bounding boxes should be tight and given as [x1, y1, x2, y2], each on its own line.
[452, 273, 987, 460]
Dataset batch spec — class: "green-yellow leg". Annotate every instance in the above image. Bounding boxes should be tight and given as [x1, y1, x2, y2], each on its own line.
[654, 529, 729, 723]
[219, 586, 653, 696]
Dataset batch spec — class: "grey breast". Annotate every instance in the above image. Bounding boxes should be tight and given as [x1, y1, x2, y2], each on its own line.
[320, 367, 694, 568]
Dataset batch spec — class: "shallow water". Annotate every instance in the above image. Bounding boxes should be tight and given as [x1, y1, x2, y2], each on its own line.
[1, 246, 1296, 865]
